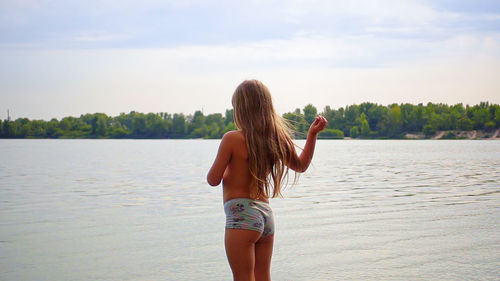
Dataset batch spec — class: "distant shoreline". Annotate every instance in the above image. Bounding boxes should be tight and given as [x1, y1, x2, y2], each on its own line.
[2, 102, 499, 140]
[2, 129, 499, 140]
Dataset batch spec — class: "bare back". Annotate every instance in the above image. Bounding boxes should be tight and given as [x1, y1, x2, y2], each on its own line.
[222, 131, 268, 203]
[206, 130, 269, 203]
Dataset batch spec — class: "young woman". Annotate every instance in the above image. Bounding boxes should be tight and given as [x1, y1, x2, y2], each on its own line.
[207, 80, 327, 281]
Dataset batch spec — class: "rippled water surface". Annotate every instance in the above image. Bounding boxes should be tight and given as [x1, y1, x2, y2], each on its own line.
[1, 139, 499, 280]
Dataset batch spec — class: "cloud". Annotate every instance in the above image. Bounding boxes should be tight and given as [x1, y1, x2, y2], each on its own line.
[1, 0, 499, 49]
[281, 0, 439, 24]
[73, 31, 131, 42]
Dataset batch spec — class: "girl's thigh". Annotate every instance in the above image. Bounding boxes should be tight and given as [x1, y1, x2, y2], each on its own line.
[255, 235, 274, 271]
[225, 229, 262, 277]
[254, 234, 274, 280]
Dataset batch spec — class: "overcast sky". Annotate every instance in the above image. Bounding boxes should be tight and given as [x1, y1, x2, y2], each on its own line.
[1, 0, 500, 120]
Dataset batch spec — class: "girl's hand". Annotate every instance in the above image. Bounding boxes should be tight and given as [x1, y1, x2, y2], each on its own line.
[309, 115, 328, 137]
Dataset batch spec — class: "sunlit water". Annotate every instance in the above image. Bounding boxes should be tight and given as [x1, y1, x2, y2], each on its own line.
[1, 139, 499, 281]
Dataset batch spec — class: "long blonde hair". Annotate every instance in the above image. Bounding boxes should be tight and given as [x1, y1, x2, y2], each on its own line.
[232, 80, 300, 199]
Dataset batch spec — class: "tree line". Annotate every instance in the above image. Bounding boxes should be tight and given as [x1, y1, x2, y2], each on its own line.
[1, 102, 499, 139]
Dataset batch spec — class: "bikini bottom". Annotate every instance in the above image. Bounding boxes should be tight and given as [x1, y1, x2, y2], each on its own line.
[224, 198, 275, 237]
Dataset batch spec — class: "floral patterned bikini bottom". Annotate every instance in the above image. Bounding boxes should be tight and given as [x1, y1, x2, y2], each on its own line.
[224, 198, 275, 237]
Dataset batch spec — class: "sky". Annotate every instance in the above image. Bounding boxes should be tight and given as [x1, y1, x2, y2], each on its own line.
[1, 0, 500, 120]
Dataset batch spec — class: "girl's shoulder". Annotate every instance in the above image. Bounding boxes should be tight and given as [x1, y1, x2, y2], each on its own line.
[223, 130, 245, 141]
[222, 130, 247, 156]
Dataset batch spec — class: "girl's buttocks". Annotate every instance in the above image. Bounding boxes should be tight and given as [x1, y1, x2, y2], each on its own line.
[224, 198, 274, 237]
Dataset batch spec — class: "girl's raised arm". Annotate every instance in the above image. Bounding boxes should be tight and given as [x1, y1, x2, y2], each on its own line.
[288, 115, 327, 173]
[207, 131, 236, 186]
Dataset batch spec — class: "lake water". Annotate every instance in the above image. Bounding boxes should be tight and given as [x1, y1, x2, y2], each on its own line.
[0, 139, 499, 281]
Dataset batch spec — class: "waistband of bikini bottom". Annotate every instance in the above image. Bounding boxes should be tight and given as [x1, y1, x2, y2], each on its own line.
[223, 198, 270, 207]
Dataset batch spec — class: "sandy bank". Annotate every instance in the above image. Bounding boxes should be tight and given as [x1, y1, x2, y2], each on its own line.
[404, 129, 500, 140]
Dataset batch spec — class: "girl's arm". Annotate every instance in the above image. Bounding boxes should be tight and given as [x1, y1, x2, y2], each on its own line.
[288, 115, 327, 172]
[207, 131, 235, 186]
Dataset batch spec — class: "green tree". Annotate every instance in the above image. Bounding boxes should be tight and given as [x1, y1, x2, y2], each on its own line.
[283, 110, 309, 137]
[191, 124, 208, 138]
[303, 104, 317, 124]
[18, 118, 32, 137]
[358, 113, 370, 137]
[345, 105, 360, 129]
[4, 120, 19, 137]
[484, 121, 496, 131]
[30, 120, 47, 137]
[318, 129, 344, 139]
[46, 119, 61, 138]
[322, 105, 334, 127]
[495, 107, 500, 128]
[171, 113, 186, 137]
[350, 126, 360, 138]
[422, 124, 436, 137]
[223, 121, 237, 133]
[322, 105, 345, 132]
[110, 125, 130, 138]
[388, 104, 402, 136]
[145, 113, 168, 137]
[224, 109, 234, 126]
[472, 106, 489, 130]
[188, 110, 205, 137]
[95, 115, 108, 137]
[458, 117, 473, 131]
[131, 113, 147, 137]
[205, 113, 224, 138]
